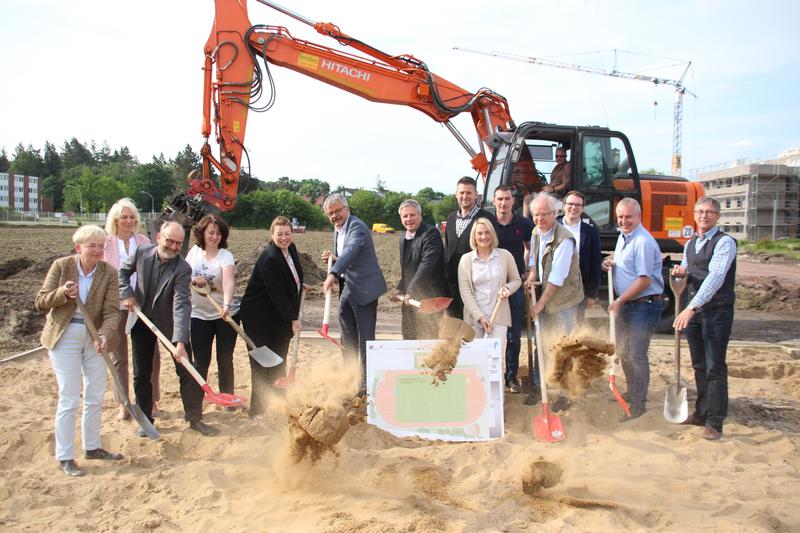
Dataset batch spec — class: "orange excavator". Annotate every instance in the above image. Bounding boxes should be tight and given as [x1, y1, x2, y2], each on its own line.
[168, 0, 703, 328]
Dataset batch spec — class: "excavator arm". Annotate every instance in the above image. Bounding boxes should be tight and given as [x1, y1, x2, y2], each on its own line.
[187, 0, 514, 212]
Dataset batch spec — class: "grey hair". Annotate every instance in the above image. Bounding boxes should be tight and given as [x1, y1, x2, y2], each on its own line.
[159, 220, 184, 235]
[323, 193, 349, 212]
[397, 199, 422, 215]
[72, 225, 106, 245]
[617, 197, 642, 214]
[530, 192, 562, 213]
[695, 196, 720, 212]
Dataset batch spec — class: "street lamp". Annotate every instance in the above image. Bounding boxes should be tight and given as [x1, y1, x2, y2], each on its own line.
[140, 190, 155, 218]
[66, 185, 83, 217]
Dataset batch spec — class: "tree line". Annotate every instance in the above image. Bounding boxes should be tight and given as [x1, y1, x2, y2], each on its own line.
[1, 140, 456, 230]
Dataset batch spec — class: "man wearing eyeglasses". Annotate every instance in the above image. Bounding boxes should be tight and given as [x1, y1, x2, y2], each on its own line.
[321, 193, 387, 395]
[557, 191, 603, 324]
[526, 193, 584, 407]
[120, 220, 217, 436]
[670, 197, 736, 441]
[543, 148, 571, 197]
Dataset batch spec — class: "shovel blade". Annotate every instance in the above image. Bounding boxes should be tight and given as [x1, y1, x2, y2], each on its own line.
[202, 384, 248, 407]
[664, 384, 689, 423]
[124, 401, 160, 440]
[249, 346, 284, 368]
[532, 404, 565, 443]
[417, 297, 453, 314]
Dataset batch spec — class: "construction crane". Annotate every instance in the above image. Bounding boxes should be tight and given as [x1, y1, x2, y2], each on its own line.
[454, 47, 695, 176]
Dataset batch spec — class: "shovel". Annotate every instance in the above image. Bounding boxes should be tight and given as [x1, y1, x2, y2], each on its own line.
[399, 295, 453, 314]
[318, 255, 340, 346]
[275, 289, 305, 389]
[190, 283, 283, 368]
[522, 286, 538, 406]
[664, 273, 689, 423]
[132, 307, 247, 407]
[607, 268, 631, 417]
[482, 298, 503, 338]
[75, 300, 159, 440]
[529, 287, 565, 442]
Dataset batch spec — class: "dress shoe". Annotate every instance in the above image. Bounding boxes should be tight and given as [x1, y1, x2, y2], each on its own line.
[551, 396, 572, 412]
[189, 420, 219, 436]
[85, 448, 123, 461]
[59, 459, 84, 477]
[507, 378, 522, 394]
[702, 426, 722, 441]
[620, 406, 646, 423]
[681, 413, 706, 427]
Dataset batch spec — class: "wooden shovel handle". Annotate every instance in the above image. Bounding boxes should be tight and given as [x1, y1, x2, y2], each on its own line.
[191, 284, 257, 351]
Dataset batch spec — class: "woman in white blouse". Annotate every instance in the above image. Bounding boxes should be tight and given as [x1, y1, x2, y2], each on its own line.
[103, 198, 161, 421]
[457, 217, 522, 344]
[186, 214, 239, 402]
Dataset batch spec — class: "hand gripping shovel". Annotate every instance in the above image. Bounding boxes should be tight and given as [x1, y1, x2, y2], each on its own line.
[607, 268, 631, 417]
[318, 255, 340, 346]
[399, 295, 453, 314]
[75, 300, 159, 440]
[132, 307, 247, 407]
[529, 287, 564, 442]
[275, 289, 305, 389]
[190, 284, 283, 368]
[664, 274, 689, 423]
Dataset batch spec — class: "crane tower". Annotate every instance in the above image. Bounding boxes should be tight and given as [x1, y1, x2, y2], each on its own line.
[454, 47, 695, 176]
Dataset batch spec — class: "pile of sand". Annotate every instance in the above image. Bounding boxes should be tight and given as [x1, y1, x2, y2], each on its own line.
[548, 333, 614, 397]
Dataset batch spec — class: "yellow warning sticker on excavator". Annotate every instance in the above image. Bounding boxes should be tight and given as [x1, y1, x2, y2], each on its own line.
[233, 121, 240, 133]
[664, 217, 683, 231]
[298, 53, 319, 70]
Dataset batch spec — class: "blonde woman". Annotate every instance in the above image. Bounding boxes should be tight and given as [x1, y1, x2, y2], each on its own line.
[457, 217, 521, 344]
[36, 225, 123, 476]
[104, 198, 161, 420]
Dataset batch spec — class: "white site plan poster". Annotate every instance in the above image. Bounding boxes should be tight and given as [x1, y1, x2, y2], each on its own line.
[366, 338, 504, 441]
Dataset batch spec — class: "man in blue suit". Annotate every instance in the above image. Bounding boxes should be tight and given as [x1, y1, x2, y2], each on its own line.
[322, 193, 387, 393]
[557, 190, 602, 323]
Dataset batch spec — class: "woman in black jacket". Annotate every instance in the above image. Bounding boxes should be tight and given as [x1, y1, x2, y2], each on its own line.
[239, 216, 304, 416]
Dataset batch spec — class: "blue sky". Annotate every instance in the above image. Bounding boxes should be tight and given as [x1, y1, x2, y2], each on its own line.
[1, 0, 798, 194]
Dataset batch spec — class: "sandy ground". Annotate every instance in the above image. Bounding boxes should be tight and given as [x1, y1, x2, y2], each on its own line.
[1, 316, 799, 532]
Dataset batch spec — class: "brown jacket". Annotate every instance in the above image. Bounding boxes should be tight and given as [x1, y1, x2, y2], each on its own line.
[531, 222, 584, 314]
[36, 256, 120, 349]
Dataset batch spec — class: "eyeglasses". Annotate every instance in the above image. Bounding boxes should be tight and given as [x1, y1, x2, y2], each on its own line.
[80, 243, 104, 250]
[564, 202, 584, 208]
[165, 238, 184, 247]
[532, 211, 555, 218]
[694, 209, 719, 216]
[326, 206, 347, 218]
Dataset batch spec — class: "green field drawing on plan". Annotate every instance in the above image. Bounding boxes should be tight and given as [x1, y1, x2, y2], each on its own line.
[395, 374, 467, 422]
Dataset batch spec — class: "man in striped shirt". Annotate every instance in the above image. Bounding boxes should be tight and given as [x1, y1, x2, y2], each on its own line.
[671, 197, 736, 441]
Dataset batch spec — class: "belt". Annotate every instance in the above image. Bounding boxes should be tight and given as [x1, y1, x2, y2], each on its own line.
[627, 295, 663, 304]
[70, 318, 85, 324]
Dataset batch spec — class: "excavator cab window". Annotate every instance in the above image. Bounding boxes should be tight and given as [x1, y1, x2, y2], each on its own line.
[580, 134, 637, 229]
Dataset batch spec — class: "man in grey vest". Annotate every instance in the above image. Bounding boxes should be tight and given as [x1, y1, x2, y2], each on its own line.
[671, 197, 736, 441]
[526, 193, 584, 407]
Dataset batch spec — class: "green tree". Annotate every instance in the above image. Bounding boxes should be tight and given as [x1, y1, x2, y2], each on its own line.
[431, 194, 457, 223]
[10, 143, 43, 176]
[298, 178, 330, 200]
[349, 190, 384, 228]
[172, 144, 201, 190]
[42, 141, 62, 178]
[415, 186, 444, 203]
[265, 176, 300, 192]
[225, 189, 326, 229]
[382, 191, 411, 230]
[125, 161, 176, 214]
[0, 148, 10, 173]
[60, 138, 95, 171]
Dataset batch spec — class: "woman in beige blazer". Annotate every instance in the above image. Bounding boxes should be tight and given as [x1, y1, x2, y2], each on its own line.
[457, 217, 522, 344]
[36, 225, 122, 477]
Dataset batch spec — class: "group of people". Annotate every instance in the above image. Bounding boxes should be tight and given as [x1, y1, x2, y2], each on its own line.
[37, 161, 736, 476]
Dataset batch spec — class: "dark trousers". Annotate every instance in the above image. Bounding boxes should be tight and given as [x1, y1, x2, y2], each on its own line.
[242, 320, 290, 416]
[616, 300, 663, 410]
[684, 304, 733, 432]
[505, 289, 524, 382]
[339, 289, 378, 391]
[131, 320, 204, 422]
[190, 317, 238, 394]
[446, 280, 464, 319]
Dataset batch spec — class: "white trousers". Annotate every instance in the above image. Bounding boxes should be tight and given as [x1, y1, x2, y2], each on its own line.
[48, 322, 107, 461]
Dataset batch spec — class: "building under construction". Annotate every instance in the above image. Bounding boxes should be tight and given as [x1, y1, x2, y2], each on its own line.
[695, 148, 800, 241]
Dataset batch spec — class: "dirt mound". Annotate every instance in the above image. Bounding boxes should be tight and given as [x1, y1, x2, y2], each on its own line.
[736, 278, 800, 312]
[0, 258, 33, 280]
[521, 460, 563, 495]
[234, 242, 327, 300]
[549, 335, 614, 397]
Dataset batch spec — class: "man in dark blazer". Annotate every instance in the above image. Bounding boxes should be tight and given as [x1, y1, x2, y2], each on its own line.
[322, 194, 387, 393]
[558, 191, 602, 322]
[444, 176, 494, 318]
[395, 199, 448, 339]
[120, 221, 217, 437]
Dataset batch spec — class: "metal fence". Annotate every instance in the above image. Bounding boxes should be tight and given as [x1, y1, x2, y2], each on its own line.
[0, 210, 159, 226]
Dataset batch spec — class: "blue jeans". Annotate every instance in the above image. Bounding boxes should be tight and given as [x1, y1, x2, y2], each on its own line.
[617, 300, 663, 409]
[684, 305, 733, 432]
[533, 305, 579, 388]
[505, 289, 524, 383]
